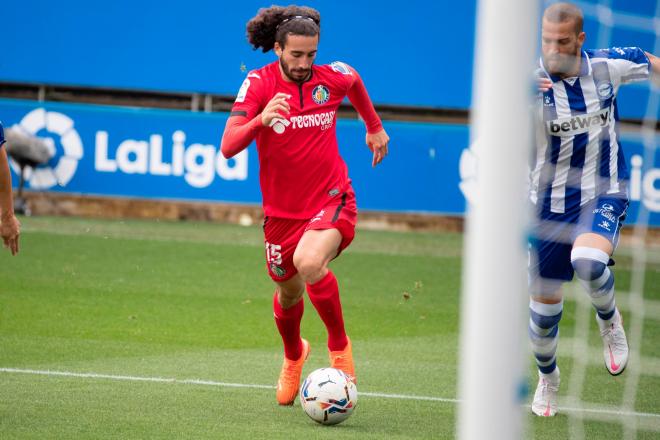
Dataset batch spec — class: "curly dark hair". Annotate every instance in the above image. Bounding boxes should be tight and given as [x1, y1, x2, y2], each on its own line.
[246, 5, 321, 52]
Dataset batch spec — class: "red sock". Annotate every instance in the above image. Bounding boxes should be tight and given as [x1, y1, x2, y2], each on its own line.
[306, 271, 348, 351]
[273, 292, 304, 360]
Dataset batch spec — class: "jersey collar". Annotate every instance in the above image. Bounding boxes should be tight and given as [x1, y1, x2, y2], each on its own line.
[272, 60, 315, 85]
[539, 50, 592, 83]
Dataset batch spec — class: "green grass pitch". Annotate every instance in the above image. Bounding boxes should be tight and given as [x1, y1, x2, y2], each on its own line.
[0, 216, 658, 439]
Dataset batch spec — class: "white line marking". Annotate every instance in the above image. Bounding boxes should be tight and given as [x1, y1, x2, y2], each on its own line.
[560, 404, 660, 420]
[0, 368, 274, 389]
[359, 391, 457, 403]
[2, 367, 659, 419]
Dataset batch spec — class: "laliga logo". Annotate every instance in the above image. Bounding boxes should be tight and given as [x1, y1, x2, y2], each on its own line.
[11, 108, 83, 189]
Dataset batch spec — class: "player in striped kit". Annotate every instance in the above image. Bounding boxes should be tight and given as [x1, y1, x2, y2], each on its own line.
[529, 2, 660, 416]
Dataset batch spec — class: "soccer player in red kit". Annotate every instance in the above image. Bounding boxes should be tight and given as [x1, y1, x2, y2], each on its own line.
[220, 5, 389, 405]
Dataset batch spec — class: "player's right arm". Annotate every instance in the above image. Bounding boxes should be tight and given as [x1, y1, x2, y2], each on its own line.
[221, 93, 292, 158]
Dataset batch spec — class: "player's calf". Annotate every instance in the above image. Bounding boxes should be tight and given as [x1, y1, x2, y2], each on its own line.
[529, 299, 563, 376]
[571, 247, 628, 375]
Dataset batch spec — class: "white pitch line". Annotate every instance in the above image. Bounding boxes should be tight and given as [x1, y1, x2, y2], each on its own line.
[0, 368, 445, 401]
[560, 404, 660, 420]
[359, 391, 457, 403]
[2, 367, 659, 420]
[0, 368, 275, 389]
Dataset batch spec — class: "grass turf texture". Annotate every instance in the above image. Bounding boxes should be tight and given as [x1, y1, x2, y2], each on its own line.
[0, 216, 658, 439]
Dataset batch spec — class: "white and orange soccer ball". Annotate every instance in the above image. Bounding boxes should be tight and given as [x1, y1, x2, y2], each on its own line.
[300, 367, 357, 425]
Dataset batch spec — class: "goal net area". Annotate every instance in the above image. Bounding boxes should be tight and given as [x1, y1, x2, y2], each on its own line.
[458, 1, 660, 439]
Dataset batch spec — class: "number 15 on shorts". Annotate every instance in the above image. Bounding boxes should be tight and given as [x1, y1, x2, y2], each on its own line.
[266, 242, 282, 266]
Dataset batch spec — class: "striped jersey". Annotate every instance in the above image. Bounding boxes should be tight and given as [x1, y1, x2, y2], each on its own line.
[530, 47, 650, 216]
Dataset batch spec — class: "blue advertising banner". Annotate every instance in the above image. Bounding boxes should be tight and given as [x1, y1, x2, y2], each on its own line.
[0, 98, 658, 225]
[0, 98, 470, 214]
[1, 0, 477, 109]
[3, 0, 656, 117]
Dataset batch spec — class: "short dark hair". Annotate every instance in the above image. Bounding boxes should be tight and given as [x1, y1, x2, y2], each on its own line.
[246, 5, 321, 52]
[543, 2, 583, 35]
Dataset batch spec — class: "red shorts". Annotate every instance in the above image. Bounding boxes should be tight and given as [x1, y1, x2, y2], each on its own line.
[263, 186, 357, 282]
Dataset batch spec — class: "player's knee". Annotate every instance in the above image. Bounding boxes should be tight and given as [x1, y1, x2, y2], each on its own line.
[293, 252, 326, 284]
[278, 288, 304, 308]
[529, 277, 563, 300]
[571, 246, 609, 282]
[571, 257, 606, 281]
[276, 276, 305, 308]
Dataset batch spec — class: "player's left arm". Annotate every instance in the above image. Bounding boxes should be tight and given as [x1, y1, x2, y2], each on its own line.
[344, 66, 390, 167]
[0, 125, 19, 255]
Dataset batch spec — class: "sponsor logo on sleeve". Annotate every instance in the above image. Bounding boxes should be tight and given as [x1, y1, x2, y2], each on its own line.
[235, 78, 250, 103]
[330, 61, 352, 75]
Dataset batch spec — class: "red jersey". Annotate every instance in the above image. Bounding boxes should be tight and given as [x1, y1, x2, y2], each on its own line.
[224, 61, 382, 219]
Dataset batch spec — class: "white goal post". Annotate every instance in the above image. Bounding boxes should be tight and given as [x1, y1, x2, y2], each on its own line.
[457, 0, 540, 439]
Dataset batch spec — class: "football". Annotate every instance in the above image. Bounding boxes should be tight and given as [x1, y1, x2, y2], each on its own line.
[299, 367, 357, 425]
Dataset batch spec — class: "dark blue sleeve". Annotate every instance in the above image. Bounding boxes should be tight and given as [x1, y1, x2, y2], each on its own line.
[589, 47, 649, 63]
[618, 47, 650, 65]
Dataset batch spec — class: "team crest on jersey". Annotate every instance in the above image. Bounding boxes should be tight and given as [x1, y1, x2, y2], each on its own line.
[312, 85, 330, 104]
[596, 81, 613, 100]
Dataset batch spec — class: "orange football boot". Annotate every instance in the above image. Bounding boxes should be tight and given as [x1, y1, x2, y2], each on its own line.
[329, 336, 356, 383]
[276, 338, 311, 405]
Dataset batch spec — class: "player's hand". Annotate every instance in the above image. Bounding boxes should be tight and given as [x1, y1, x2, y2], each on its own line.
[0, 212, 20, 256]
[261, 93, 291, 127]
[366, 129, 389, 167]
[538, 77, 553, 92]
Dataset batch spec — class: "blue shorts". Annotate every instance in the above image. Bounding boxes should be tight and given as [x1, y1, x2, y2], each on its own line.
[529, 195, 628, 285]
